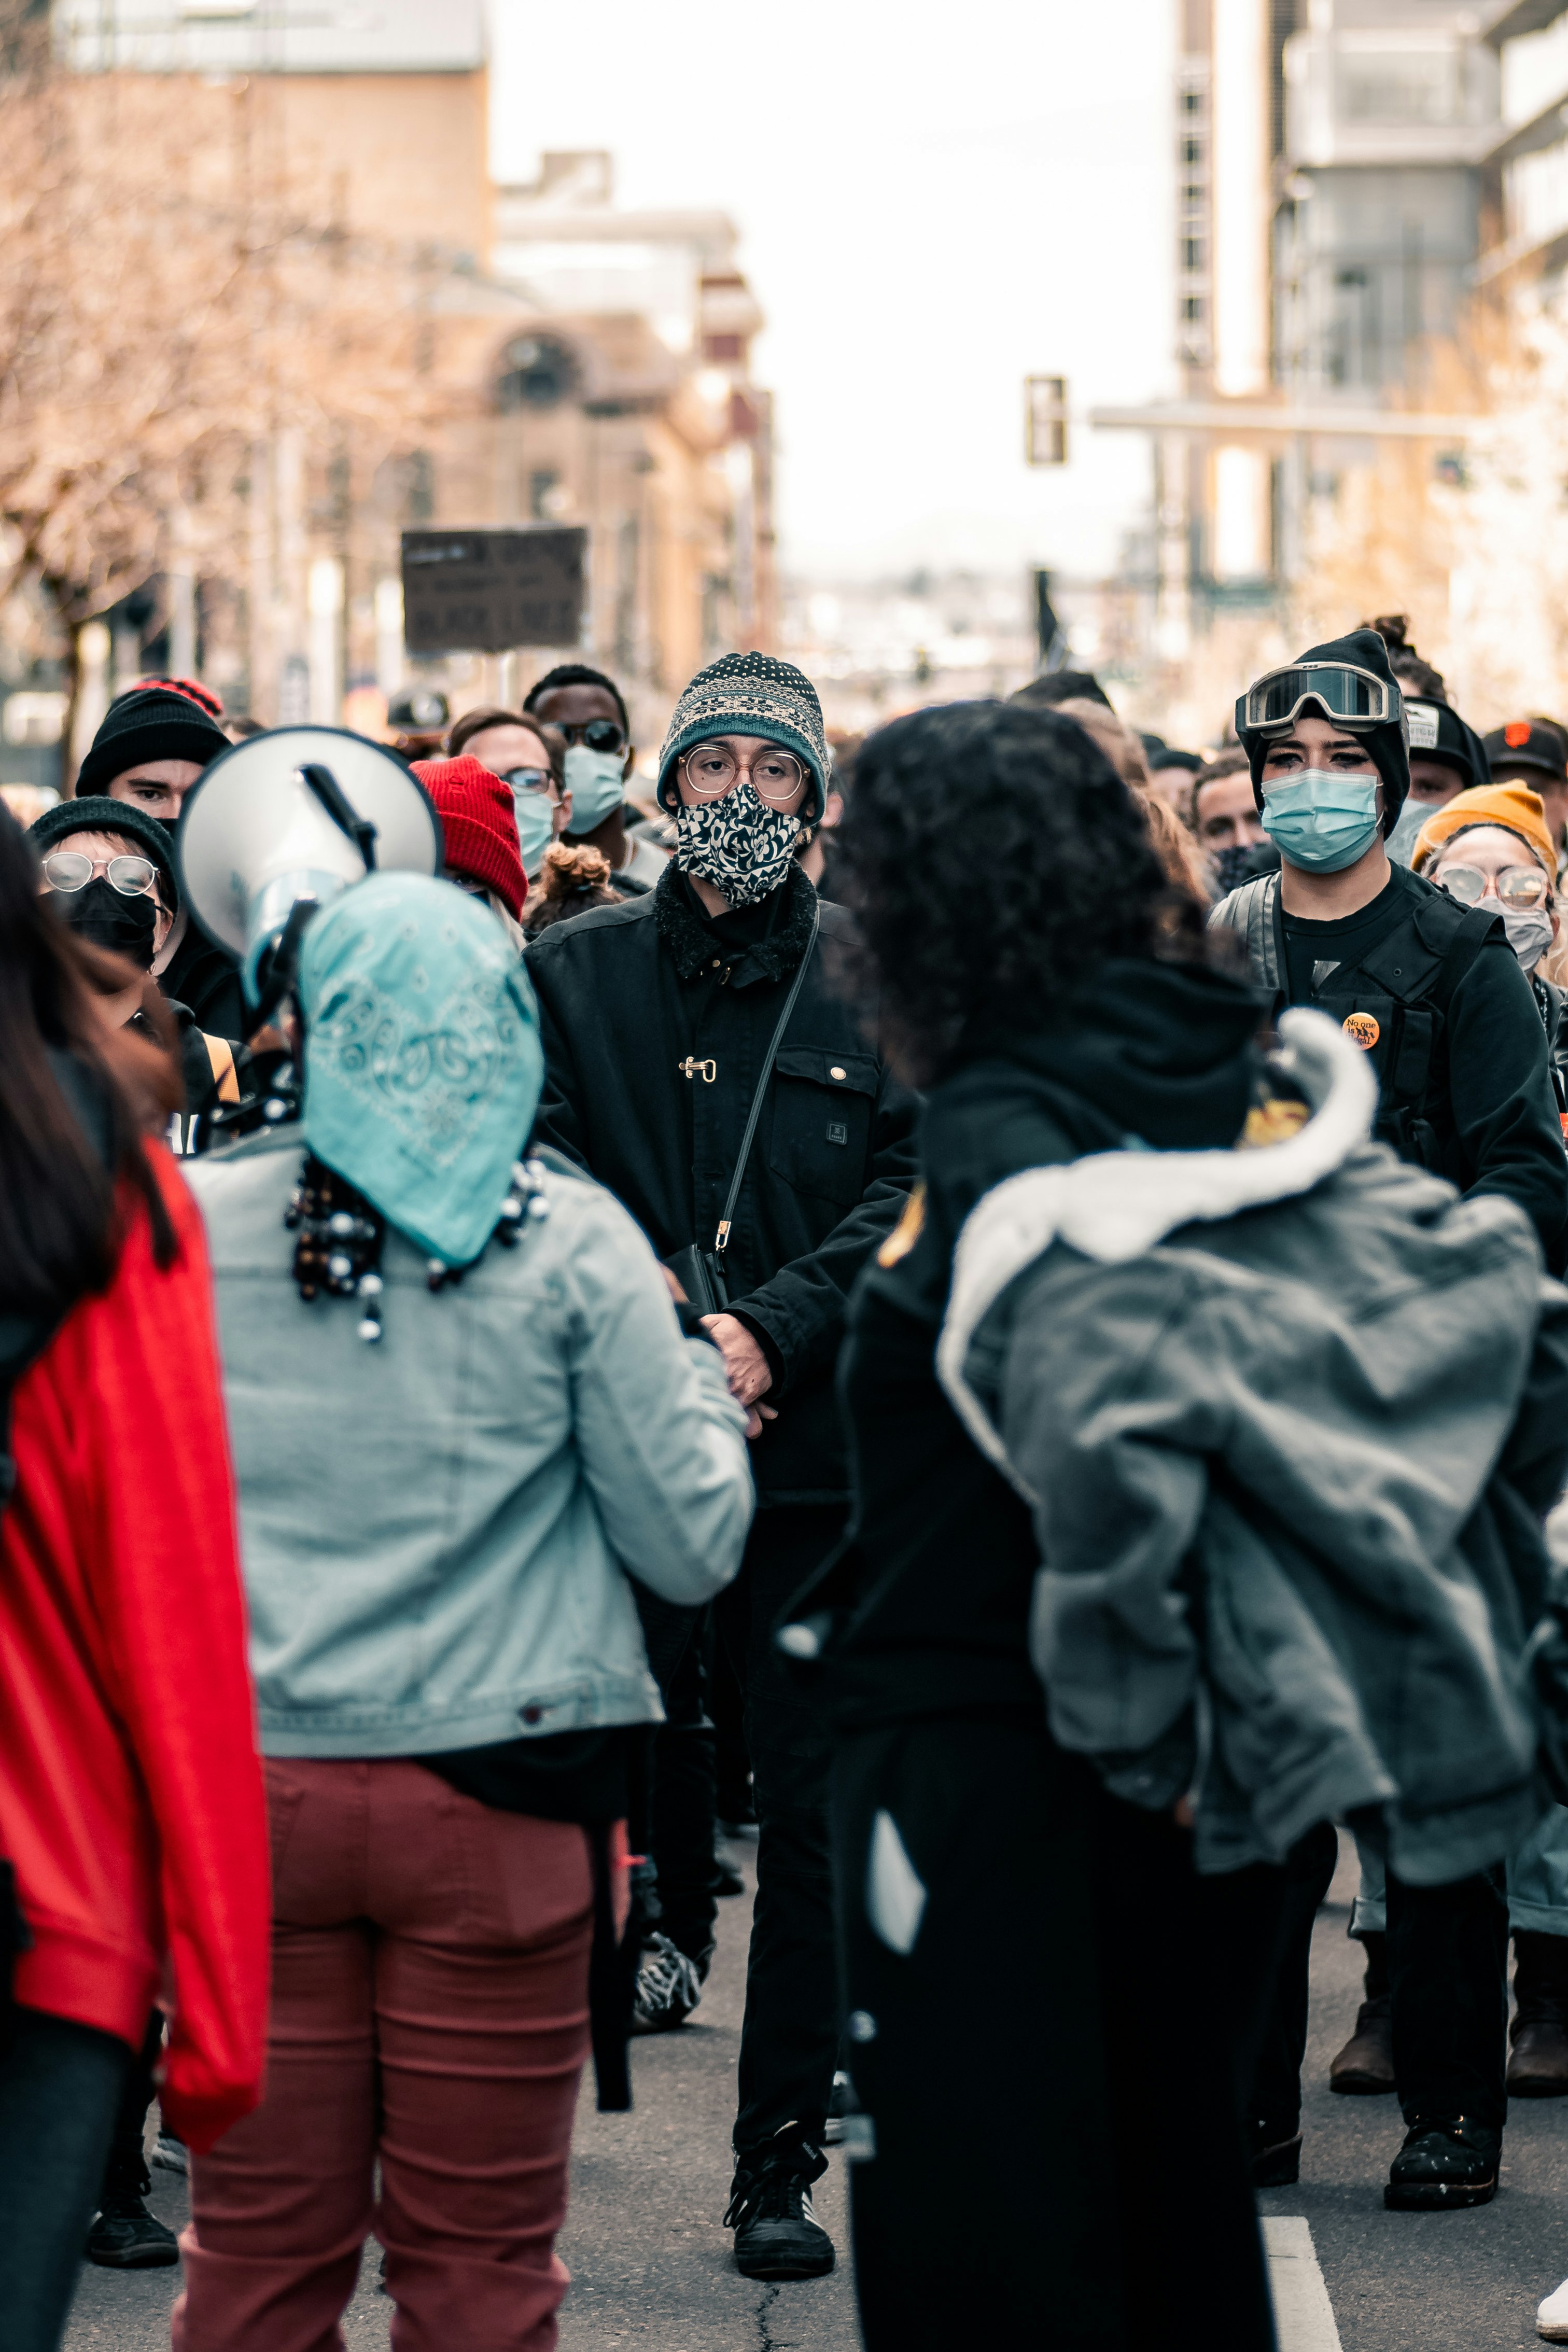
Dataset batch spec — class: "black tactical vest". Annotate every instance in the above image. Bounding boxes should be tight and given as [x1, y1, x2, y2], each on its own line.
[1211, 867, 1501, 1181]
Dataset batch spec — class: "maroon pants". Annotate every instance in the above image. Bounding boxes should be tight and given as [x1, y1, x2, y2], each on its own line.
[174, 1758, 595, 2352]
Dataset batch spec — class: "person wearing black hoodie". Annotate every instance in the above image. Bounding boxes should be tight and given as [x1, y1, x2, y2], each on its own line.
[780, 701, 1293, 2349]
[77, 683, 242, 1038]
[1211, 628, 1568, 1268]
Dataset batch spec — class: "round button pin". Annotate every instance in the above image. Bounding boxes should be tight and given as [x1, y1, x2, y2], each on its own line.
[830, 1065, 846, 1080]
[1342, 1012, 1380, 1049]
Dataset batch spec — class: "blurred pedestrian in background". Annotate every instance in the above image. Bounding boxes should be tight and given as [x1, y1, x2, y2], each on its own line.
[1191, 747, 1270, 899]
[522, 840, 624, 939]
[178, 872, 752, 2350]
[75, 683, 241, 1035]
[446, 706, 572, 885]
[0, 806, 268, 2352]
[527, 650, 918, 2280]
[29, 798, 246, 1154]
[1485, 718, 1568, 879]
[413, 753, 529, 949]
[1385, 694, 1490, 865]
[524, 663, 670, 895]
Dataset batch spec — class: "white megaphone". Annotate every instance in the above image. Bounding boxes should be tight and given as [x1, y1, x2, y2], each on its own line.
[177, 727, 442, 1013]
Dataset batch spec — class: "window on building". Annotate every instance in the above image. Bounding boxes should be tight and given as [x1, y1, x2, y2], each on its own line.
[497, 336, 578, 413]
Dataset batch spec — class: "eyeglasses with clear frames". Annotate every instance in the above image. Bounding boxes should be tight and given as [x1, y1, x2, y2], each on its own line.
[680, 743, 806, 807]
[41, 850, 160, 898]
[1436, 862, 1550, 910]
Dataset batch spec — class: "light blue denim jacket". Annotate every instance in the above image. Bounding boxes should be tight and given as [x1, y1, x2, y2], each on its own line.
[187, 1131, 754, 1757]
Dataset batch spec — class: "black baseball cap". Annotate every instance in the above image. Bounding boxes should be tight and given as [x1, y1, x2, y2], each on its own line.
[1482, 719, 1567, 783]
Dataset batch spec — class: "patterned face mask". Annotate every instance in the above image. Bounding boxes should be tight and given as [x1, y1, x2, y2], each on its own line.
[674, 781, 802, 908]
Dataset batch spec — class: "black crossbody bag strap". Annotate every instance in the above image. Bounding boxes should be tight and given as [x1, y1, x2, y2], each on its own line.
[664, 902, 821, 1314]
[713, 900, 821, 1263]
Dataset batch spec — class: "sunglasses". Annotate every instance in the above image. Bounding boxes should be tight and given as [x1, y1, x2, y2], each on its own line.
[42, 850, 160, 897]
[553, 717, 625, 754]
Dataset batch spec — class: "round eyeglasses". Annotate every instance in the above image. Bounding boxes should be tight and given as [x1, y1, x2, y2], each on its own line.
[503, 766, 557, 798]
[1436, 862, 1549, 911]
[681, 743, 806, 807]
[41, 850, 159, 898]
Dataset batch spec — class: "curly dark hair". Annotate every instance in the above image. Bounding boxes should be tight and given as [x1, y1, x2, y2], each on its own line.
[835, 701, 1202, 1083]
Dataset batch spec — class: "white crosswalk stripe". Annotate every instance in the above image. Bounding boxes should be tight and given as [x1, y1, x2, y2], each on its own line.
[1265, 2217, 1343, 2352]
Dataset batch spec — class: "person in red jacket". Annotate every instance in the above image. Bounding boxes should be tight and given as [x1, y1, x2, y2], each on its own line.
[0, 804, 270, 2352]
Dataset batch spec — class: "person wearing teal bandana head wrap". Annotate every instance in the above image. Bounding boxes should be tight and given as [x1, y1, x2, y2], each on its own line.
[298, 874, 542, 1267]
[180, 868, 753, 2349]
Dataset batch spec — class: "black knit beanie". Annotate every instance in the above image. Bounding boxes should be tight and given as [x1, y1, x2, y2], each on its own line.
[1240, 627, 1410, 835]
[74, 685, 230, 800]
[29, 794, 180, 913]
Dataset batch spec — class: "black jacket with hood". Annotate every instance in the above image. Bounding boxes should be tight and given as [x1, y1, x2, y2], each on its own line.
[526, 860, 919, 1504]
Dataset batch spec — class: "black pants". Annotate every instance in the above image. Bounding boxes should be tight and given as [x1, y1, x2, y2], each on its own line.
[0, 2005, 131, 2352]
[1249, 1820, 1341, 2139]
[1388, 1863, 1509, 2130]
[721, 1504, 845, 2155]
[836, 1716, 1283, 2352]
[100, 2009, 164, 2196]
[649, 1631, 721, 1965]
[636, 1504, 845, 2155]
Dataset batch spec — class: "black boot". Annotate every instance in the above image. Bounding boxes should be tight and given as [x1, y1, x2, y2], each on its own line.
[725, 2127, 835, 2278]
[1509, 1930, 1568, 2097]
[1384, 2117, 1500, 2210]
[1331, 1931, 1395, 2093]
[1248, 2115, 1303, 2187]
[85, 2154, 180, 2268]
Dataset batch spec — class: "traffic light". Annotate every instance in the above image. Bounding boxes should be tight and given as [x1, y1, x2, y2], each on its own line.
[1026, 376, 1068, 466]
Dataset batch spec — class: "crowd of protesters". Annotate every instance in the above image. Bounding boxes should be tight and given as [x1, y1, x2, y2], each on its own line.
[10, 619, 1568, 2351]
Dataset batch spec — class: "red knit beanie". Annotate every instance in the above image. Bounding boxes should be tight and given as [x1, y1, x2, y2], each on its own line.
[413, 755, 527, 920]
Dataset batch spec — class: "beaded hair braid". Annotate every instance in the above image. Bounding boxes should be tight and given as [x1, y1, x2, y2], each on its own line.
[286, 1152, 549, 1342]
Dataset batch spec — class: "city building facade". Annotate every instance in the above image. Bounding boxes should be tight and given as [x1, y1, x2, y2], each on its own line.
[13, 5, 775, 787]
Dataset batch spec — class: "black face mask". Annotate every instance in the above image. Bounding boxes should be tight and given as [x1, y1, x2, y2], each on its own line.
[61, 878, 159, 969]
[1211, 841, 1264, 899]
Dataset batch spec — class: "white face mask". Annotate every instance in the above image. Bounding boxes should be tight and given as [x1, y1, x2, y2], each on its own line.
[563, 745, 625, 831]
[1496, 904, 1555, 972]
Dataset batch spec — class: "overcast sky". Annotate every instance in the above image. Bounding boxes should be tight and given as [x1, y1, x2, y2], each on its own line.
[491, 0, 1175, 584]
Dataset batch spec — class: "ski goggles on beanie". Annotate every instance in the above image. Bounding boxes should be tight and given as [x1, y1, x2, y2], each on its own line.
[1237, 661, 1404, 737]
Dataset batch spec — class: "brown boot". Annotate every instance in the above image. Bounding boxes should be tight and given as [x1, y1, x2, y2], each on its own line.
[1509, 1930, 1568, 2096]
[1329, 1991, 1395, 2093]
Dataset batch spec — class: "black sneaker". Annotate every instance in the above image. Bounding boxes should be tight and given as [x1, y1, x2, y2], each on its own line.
[713, 1842, 747, 1899]
[823, 2069, 851, 2148]
[1384, 2116, 1501, 2210]
[725, 2131, 835, 2279]
[86, 2168, 180, 2269]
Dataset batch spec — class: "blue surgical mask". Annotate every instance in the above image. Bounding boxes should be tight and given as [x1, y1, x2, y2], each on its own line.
[1384, 794, 1429, 869]
[1261, 771, 1382, 874]
[563, 744, 625, 832]
[509, 784, 557, 875]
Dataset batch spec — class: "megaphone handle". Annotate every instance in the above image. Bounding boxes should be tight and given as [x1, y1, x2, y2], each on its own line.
[299, 763, 379, 872]
[251, 896, 320, 1029]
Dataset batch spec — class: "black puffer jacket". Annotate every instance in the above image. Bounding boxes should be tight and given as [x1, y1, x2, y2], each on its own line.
[526, 862, 919, 1503]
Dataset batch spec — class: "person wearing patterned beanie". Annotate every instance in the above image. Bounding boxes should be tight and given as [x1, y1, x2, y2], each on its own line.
[526, 650, 918, 2281]
[412, 755, 527, 946]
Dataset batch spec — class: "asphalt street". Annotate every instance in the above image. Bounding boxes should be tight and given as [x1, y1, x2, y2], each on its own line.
[60, 1833, 1568, 2350]
[61, 1832, 863, 2352]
